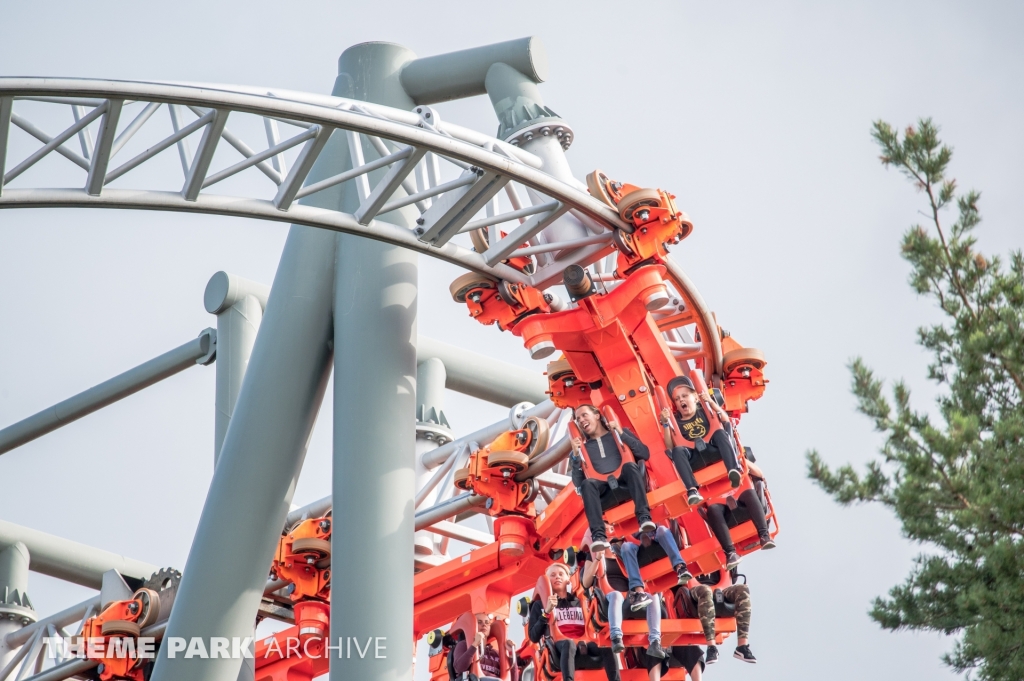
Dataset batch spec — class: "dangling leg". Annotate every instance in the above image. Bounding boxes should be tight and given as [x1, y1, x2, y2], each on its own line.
[738, 489, 774, 548]
[668, 447, 702, 505]
[723, 584, 756, 663]
[606, 591, 625, 653]
[709, 430, 741, 487]
[704, 503, 741, 569]
[581, 479, 610, 547]
[618, 462, 652, 529]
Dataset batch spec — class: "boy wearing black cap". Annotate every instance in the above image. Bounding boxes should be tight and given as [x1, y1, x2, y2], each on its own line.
[660, 376, 743, 503]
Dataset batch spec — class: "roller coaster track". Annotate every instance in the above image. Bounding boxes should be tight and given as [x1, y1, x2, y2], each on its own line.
[0, 78, 633, 287]
[0, 76, 751, 681]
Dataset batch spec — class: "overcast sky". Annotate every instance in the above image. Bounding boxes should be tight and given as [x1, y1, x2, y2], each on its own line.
[2, 2, 1023, 680]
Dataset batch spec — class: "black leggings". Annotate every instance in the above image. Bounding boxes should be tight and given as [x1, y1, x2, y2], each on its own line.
[705, 488, 769, 552]
[579, 462, 651, 540]
[551, 639, 620, 681]
[668, 430, 740, 490]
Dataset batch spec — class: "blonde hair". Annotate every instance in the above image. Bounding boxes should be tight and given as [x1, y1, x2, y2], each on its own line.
[546, 562, 571, 578]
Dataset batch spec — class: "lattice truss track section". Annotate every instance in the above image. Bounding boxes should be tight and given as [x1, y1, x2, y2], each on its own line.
[0, 78, 634, 289]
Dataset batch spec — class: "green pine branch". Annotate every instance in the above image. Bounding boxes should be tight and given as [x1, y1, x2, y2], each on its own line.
[806, 119, 1024, 681]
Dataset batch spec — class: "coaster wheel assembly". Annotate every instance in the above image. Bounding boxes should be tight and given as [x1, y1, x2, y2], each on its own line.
[617, 188, 665, 222]
[449, 273, 498, 303]
[722, 347, 766, 375]
[486, 450, 530, 475]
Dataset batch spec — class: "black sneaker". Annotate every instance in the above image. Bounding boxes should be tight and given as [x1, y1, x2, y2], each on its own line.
[611, 636, 624, 654]
[733, 645, 757, 663]
[675, 563, 692, 584]
[760, 535, 777, 550]
[638, 517, 656, 533]
[686, 488, 704, 506]
[628, 590, 652, 612]
[591, 536, 610, 553]
[725, 551, 742, 569]
[728, 469, 742, 488]
[647, 640, 667, 659]
[705, 645, 719, 665]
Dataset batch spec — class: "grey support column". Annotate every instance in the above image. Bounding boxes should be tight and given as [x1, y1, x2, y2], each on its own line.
[150, 112, 341, 681]
[0, 542, 34, 669]
[414, 358, 452, 556]
[203, 272, 270, 463]
[483, 57, 590, 260]
[330, 42, 419, 681]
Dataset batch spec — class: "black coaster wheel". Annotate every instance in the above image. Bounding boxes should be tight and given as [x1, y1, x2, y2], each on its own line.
[454, 467, 473, 491]
[722, 348, 766, 375]
[617, 188, 664, 222]
[487, 450, 530, 474]
[546, 358, 575, 383]
[585, 170, 618, 208]
[292, 537, 332, 559]
[611, 227, 635, 257]
[101, 619, 141, 637]
[449, 272, 498, 303]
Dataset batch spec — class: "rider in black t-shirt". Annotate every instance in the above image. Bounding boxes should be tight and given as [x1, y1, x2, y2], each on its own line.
[660, 376, 743, 504]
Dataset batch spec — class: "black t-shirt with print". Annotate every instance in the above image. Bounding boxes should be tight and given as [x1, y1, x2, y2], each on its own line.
[675, 406, 710, 442]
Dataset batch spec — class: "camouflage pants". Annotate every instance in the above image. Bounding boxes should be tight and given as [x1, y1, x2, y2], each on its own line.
[690, 584, 751, 642]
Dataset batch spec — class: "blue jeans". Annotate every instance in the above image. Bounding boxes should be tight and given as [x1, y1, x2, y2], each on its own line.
[606, 591, 661, 644]
[617, 527, 684, 591]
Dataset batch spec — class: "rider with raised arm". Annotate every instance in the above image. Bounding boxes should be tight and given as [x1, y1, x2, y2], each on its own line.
[660, 376, 743, 503]
[570, 405, 655, 553]
[528, 562, 619, 681]
[452, 612, 520, 681]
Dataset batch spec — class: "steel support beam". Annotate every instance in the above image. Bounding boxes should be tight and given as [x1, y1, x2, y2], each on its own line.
[331, 42, 419, 681]
[399, 36, 547, 105]
[204, 272, 270, 463]
[197, 271, 538, 412]
[0, 97, 13, 197]
[483, 61, 590, 263]
[420, 401, 554, 470]
[0, 330, 215, 457]
[0, 521, 157, 590]
[150, 140, 338, 681]
[5, 596, 98, 648]
[0, 542, 34, 669]
[284, 495, 333, 530]
[416, 336, 546, 407]
[415, 357, 450, 556]
[85, 99, 122, 195]
[413, 494, 487, 530]
[424, 521, 491, 547]
[517, 435, 571, 481]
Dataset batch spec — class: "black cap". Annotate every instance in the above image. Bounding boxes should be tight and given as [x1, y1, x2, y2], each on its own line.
[667, 375, 695, 396]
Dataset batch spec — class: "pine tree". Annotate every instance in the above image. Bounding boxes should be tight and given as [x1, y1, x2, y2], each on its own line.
[806, 119, 1024, 680]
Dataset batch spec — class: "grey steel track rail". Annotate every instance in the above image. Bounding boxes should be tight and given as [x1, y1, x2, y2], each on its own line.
[0, 78, 628, 288]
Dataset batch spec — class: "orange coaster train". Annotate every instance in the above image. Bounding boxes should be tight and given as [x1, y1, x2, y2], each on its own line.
[254, 171, 777, 681]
